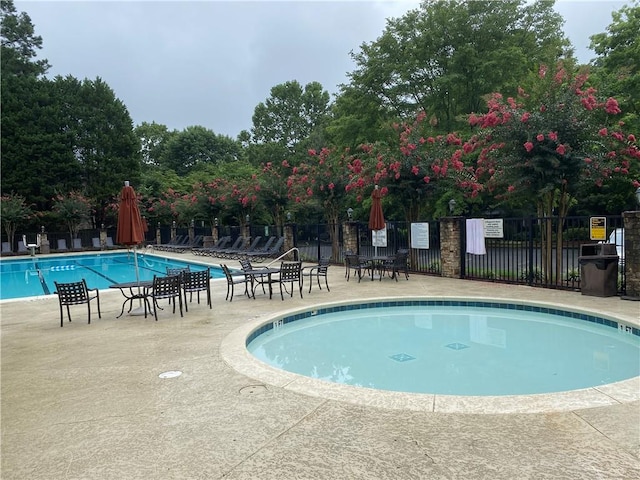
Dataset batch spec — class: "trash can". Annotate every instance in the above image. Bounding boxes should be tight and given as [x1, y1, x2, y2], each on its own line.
[578, 243, 619, 297]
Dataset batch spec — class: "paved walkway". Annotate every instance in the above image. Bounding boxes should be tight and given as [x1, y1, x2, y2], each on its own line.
[1, 251, 639, 479]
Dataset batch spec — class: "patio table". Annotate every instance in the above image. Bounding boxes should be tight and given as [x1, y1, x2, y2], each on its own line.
[109, 281, 154, 318]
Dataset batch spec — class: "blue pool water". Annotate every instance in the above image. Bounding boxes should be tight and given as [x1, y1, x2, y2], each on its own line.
[0, 253, 223, 300]
[247, 301, 640, 396]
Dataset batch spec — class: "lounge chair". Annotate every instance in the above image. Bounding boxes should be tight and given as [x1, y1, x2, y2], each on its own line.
[168, 235, 204, 253]
[192, 236, 231, 256]
[17, 241, 27, 254]
[210, 236, 245, 258]
[155, 235, 186, 252]
[72, 238, 82, 250]
[244, 237, 284, 262]
[105, 237, 116, 249]
[1, 241, 11, 254]
[92, 237, 102, 249]
[237, 236, 275, 260]
[57, 239, 69, 252]
[223, 236, 262, 259]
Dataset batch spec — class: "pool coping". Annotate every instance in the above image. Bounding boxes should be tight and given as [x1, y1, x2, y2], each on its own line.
[220, 296, 640, 414]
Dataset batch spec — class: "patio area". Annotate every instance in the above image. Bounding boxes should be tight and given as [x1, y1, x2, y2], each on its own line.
[1, 250, 639, 479]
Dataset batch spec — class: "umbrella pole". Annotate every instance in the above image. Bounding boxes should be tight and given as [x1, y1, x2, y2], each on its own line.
[134, 247, 141, 306]
[129, 246, 152, 316]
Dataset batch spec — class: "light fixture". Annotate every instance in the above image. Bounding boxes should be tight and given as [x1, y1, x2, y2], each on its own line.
[41, 225, 45, 233]
[214, 217, 218, 226]
[190, 219, 195, 227]
[347, 207, 354, 220]
[245, 214, 250, 223]
[448, 199, 457, 214]
[157, 222, 160, 229]
[172, 221, 176, 228]
[286, 211, 292, 222]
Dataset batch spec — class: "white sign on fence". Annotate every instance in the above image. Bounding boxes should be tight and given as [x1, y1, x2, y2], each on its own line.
[483, 219, 504, 238]
[410, 222, 430, 249]
[372, 227, 387, 247]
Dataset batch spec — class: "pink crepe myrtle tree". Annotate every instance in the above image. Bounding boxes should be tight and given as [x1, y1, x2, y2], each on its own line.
[51, 191, 93, 241]
[344, 112, 469, 222]
[457, 62, 639, 282]
[287, 147, 353, 259]
[192, 178, 229, 234]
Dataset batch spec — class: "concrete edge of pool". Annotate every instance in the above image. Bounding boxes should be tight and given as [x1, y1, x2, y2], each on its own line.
[220, 296, 640, 415]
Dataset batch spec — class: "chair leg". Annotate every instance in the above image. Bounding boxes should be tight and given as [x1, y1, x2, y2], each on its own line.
[87, 303, 91, 324]
[325, 275, 330, 292]
[60, 305, 64, 327]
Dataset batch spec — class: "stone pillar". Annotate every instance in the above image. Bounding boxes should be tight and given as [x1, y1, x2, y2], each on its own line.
[156, 223, 161, 246]
[622, 210, 640, 300]
[171, 221, 177, 242]
[188, 220, 195, 243]
[38, 227, 50, 254]
[440, 216, 463, 278]
[343, 221, 358, 254]
[100, 225, 107, 250]
[283, 223, 297, 260]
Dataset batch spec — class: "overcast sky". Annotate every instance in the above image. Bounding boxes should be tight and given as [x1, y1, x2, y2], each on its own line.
[16, 0, 629, 138]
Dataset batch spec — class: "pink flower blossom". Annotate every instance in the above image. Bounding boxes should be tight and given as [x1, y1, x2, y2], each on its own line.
[524, 142, 534, 152]
[548, 131, 558, 141]
[508, 185, 515, 192]
[411, 165, 419, 175]
[520, 112, 530, 122]
[598, 128, 608, 137]
[556, 145, 566, 155]
[536, 134, 544, 142]
[605, 97, 621, 115]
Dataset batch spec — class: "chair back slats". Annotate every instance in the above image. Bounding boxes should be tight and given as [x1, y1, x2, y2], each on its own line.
[183, 269, 210, 291]
[153, 275, 181, 299]
[279, 261, 301, 282]
[56, 280, 90, 305]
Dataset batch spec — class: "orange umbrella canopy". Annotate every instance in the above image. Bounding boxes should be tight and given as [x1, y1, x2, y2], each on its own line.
[116, 182, 145, 246]
[368, 185, 385, 231]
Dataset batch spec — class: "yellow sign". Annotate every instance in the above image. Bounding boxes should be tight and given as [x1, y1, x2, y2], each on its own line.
[590, 217, 606, 241]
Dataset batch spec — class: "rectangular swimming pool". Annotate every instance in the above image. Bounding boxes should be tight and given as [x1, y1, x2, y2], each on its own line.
[0, 253, 224, 300]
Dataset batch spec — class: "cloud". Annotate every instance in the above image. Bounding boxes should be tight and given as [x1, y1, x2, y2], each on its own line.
[15, 0, 628, 138]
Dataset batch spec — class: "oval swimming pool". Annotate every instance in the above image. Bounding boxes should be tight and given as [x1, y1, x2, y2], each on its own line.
[240, 299, 639, 402]
[0, 252, 224, 300]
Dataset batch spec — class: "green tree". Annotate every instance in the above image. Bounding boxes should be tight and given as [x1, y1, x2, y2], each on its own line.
[52, 191, 92, 240]
[160, 126, 242, 176]
[343, 0, 568, 133]
[0, 193, 33, 250]
[0, 0, 49, 78]
[589, 2, 640, 133]
[135, 121, 176, 166]
[251, 80, 330, 151]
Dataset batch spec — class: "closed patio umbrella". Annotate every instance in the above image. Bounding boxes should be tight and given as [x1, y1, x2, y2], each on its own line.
[116, 181, 145, 308]
[368, 185, 386, 258]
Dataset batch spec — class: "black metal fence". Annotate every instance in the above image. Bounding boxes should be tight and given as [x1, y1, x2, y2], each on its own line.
[292, 215, 626, 295]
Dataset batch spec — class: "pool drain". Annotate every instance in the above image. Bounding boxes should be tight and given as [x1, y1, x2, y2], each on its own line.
[239, 384, 267, 395]
[159, 370, 182, 379]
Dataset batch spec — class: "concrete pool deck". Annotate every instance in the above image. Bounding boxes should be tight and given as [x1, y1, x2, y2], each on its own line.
[1, 250, 639, 479]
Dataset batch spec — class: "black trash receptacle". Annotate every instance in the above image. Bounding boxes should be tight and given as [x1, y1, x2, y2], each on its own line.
[578, 244, 619, 297]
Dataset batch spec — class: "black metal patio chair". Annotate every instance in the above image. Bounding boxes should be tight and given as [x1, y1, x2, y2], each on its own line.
[54, 279, 101, 327]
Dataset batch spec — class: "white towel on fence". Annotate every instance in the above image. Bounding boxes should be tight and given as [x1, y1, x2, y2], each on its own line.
[466, 218, 486, 255]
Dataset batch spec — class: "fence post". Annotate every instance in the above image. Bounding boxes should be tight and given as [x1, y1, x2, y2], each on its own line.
[622, 210, 640, 300]
[284, 222, 297, 260]
[440, 216, 463, 278]
[343, 221, 358, 254]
